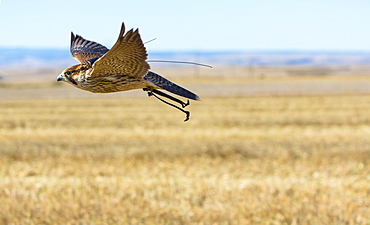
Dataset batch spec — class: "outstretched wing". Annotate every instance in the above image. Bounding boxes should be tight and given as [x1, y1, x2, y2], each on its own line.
[70, 32, 109, 64]
[90, 22, 150, 79]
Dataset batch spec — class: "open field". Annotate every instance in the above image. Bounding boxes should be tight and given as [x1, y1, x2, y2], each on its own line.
[3, 73, 370, 100]
[0, 74, 370, 224]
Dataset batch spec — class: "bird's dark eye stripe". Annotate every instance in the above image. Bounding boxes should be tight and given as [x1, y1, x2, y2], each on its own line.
[65, 67, 88, 76]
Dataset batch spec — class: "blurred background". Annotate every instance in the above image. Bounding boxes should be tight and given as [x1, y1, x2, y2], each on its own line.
[1, 1, 370, 224]
[1, 0, 370, 89]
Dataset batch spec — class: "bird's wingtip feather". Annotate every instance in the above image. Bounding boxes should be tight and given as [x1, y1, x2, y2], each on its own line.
[70, 32, 75, 40]
[119, 22, 126, 38]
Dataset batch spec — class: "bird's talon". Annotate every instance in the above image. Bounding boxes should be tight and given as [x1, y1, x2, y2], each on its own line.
[183, 111, 190, 122]
[181, 100, 190, 108]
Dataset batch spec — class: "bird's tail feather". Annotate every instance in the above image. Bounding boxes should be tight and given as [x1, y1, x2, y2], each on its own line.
[144, 71, 200, 101]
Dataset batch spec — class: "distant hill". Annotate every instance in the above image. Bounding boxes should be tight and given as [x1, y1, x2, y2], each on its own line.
[1, 48, 370, 68]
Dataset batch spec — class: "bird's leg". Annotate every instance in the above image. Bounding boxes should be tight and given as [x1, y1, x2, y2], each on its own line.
[151, 89, 190, 108]
[142, 88, 190, 108]
[145, 89, 190, 122]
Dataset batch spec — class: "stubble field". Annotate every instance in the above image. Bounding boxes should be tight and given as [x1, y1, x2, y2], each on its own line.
[0, 73, 370, 224]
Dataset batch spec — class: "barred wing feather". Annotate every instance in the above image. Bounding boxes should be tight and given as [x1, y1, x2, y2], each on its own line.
[90, 23, 150, 79]
[70, 33, 109, 65]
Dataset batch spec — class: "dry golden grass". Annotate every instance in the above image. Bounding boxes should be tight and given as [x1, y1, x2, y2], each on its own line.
[0, 91, 370, 224]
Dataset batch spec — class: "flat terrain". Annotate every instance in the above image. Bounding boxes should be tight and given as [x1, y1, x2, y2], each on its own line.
[3, 74, 370, 100]
[0, 74, 370, 224]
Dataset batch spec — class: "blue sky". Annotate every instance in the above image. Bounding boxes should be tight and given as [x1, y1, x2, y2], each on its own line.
[0, 0, 369, 51]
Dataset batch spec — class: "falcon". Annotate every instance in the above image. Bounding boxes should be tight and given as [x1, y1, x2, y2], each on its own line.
[57, 22, 201, 121]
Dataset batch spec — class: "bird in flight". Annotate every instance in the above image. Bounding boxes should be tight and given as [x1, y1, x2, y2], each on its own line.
[57, 22, 204, 121]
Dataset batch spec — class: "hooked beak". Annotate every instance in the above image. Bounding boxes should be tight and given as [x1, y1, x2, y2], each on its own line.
[56, 74, 65, 82]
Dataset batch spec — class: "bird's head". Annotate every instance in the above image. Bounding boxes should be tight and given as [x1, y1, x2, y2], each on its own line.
[57, 64, 88, 86]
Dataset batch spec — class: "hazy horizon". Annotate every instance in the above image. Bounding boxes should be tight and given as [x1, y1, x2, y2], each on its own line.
[1, 48, 370, 69]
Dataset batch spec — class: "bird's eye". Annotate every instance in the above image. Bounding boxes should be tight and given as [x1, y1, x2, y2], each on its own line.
[65, 71, 72, 76]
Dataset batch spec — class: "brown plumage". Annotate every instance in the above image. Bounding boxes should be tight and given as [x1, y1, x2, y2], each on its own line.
[57, 22, 200, 121]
